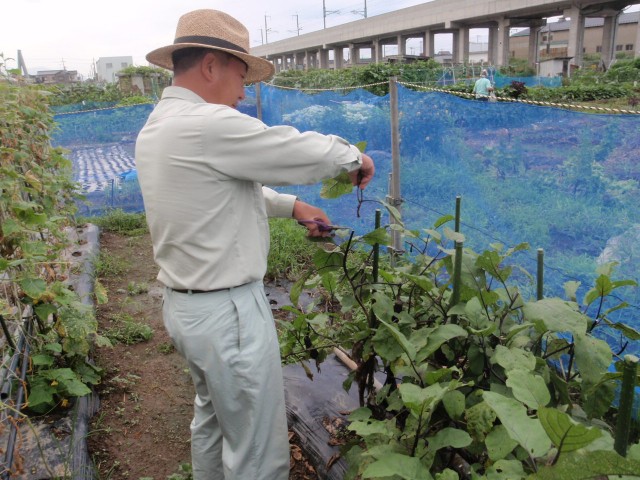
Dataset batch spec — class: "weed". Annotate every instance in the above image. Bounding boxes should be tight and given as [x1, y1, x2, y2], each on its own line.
[127, 281, 149, 295]
[94, 251, 130, 277]
[83, 209, 148, 235]
[267, 218, 316, 281]
[157, 342, 175, 355]
[103, 314, 153, 345]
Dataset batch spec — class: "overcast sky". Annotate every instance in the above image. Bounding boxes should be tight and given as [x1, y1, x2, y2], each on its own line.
[3, 0, 638, 79]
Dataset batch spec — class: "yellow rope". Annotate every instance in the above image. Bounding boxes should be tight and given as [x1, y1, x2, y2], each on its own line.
[54, 81, 640, 116]
[399, 80, 640, 115]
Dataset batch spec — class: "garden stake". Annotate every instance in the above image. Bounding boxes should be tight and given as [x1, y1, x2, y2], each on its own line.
[0, 315, 17, 351]
[372, 209, 381, 285]
[614, 354, 639, 457]
[455, 195, 461, 233]
[537, 248, 544, 300]
[450, 241, 463, 309]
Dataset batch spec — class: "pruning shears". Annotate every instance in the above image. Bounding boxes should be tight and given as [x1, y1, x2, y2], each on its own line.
[297, 219, 350, 232]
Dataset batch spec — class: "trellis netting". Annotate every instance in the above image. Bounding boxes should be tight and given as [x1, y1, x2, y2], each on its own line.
[52, 83, 640, 358]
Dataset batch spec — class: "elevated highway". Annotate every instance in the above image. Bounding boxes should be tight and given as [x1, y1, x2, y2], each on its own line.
[250, 0, 639, 71]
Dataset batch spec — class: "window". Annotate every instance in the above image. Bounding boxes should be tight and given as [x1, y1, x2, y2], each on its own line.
[596, 46, 602, 53]
[625, 44, 633, 51]
[121, 62, 128, 67]
[615, 45, 622, 51]
[106, 62, 113, 68]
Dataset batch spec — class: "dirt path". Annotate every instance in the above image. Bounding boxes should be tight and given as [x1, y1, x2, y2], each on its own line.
[89, 230, 317, 479]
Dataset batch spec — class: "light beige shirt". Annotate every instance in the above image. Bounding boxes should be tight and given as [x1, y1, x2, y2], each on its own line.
[135, 86, 362, 290]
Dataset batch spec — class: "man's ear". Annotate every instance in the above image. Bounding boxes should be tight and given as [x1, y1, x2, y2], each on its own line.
[200, 52, 217, 81]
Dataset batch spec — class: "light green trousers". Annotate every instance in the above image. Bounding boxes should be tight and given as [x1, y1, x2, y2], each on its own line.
[163, 282, 290, 480]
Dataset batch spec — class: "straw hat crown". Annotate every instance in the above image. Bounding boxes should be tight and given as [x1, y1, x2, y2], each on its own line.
[146, 9, 274, 84]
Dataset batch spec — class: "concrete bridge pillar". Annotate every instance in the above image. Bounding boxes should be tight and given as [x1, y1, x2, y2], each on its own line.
[372, 39, 382, 63]
[600, 13, 619, 68]
[488, 23, 499, 65]
[397, 35, 406, 56]
[495, 17, 511, 67]
[636, 16, 640, 58]
[422, 30, 433, 58]
[319, 48, 330, 69]
[304, 51, 310, 70]
[565, 6, 585, 70]
[528, 20, 545, 69]
[456, 27, 470, 64]
[333, 47, 343, 69]
[348, 44, 358, 65]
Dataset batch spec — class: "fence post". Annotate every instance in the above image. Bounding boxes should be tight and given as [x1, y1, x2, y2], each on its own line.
[388, 76, 403, 258]
[256, 82, 263, 121]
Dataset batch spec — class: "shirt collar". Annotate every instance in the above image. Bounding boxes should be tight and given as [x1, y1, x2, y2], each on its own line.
[161, 86, 206, 104]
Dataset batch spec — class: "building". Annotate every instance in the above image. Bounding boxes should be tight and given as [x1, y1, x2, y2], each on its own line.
[510, 11, 639, 69]
[96, 56, 134, 83]
[34, 70, 78, 85]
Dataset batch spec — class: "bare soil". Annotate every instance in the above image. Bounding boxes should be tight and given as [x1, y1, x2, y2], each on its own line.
[88, 230, 318, 480]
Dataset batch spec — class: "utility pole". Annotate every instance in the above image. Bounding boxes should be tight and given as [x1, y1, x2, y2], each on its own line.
[264, 15, 271, 44]
[292, 14, 302, 36]
[323, 0, 339, 29]
[352, 0, 368, 18]
[258, 28, 264, 45]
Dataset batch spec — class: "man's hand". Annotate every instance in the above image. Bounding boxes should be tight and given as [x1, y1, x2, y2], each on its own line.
[292, 200, 333, 238]
[348, 153, 375, 189]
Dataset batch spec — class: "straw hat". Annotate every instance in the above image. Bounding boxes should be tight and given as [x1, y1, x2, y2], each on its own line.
[146, 9, 275, 84]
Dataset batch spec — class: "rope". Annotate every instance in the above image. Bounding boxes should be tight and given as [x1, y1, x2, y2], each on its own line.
[399, 80, 640, 115]
[52, 101, 155, 116]
[264, 81, 388, 92]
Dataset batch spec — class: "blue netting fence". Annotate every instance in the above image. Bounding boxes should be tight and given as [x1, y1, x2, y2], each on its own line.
[52, 82, 640, 361]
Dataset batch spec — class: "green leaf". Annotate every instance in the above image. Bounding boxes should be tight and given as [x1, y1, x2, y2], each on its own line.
[362, 227, 392, 247]
[362, 453, 433, 480]
[427, 427, 472, 452]
[94, 279, 108, 305]
[19, 276, 47, 299]
[483, 391, 551, 458]
[378, 318, 417, 361]
[492, 345, 536, 372]
[442, 389, 466, 420]
[530, 450, 640, 480]
[573, 332, 612, 387]
[31, 354, 55, 367]
[27, 377, 56, 410]
[486, 425, 519, 460]
[485, 459, 526, 479]
[415, 323, 467, 362]
[34, 303, 57, 322]
[522, 298, 588, 335]
[399, 383, 444, 418]
[506, 370, 551, 409]
[348, 419, 393, 438]
[354, 141, 367, 152]
[320, 171, 353, 199]
[537, 407, 601, 453]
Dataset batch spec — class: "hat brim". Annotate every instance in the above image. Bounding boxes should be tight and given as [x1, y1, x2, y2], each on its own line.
[146, 43, 275, 84]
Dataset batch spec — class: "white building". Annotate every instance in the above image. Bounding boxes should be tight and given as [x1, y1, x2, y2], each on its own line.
[96, 56, 134, 83]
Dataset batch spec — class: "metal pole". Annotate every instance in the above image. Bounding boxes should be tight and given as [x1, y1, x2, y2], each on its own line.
[389, 76, 403, 255]
[537, 248, 544, 300]
[255, 82, 262, 121]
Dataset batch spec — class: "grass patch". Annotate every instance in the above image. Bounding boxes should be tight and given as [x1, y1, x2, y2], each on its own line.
[82, 209, 148, 236]
[267, 218, 317, 281]
[94, 251, 130, 277]
[103, 313, 153, 345]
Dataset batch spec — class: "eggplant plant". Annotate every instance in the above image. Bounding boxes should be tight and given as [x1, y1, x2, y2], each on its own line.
[278, 199, 640, 479]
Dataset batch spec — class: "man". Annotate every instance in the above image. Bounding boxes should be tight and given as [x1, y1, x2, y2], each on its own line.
[472, 69, 494, 100]
[135, 9, 374, 480]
